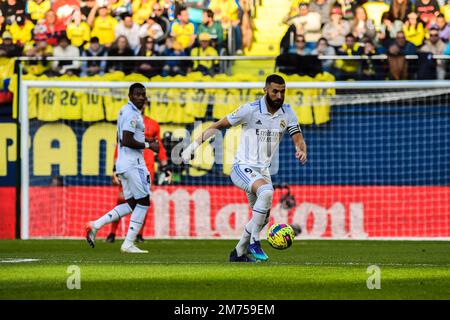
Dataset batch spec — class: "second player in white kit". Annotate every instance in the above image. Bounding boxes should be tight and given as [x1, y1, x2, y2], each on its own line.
[85, 83, 159, 253]
[182, 74, 307, 262]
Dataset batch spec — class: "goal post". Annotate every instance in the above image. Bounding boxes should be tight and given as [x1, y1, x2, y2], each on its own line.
[18, 79, 450, 240]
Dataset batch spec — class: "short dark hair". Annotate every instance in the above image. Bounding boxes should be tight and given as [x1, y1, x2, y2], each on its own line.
[346, 33, 355, 39]
[90, 36, 99, 43]
[121, 12, 132, 20]
[265, 74, 285, 86]
[129, 83, 145, 95]
[205, 9, 214, 19]
[177, 6, 187, 16]
[58, 34, 70, 43]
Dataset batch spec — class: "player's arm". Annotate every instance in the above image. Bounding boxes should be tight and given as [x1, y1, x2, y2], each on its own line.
[287, 108, 307, 165]
[121, 131, 159, 151]
[291, 132, 307, 165]
[181, 117, 232, 162]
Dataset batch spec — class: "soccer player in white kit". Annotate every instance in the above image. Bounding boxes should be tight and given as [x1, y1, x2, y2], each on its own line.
[182, 75, 307, 262]
[85, 83, 159, 253]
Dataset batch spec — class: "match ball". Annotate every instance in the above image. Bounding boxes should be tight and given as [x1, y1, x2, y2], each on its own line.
[267, 223, 295, 250]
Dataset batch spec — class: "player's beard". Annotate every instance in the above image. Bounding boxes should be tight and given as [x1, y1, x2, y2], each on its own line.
[266, 94, 283, 109]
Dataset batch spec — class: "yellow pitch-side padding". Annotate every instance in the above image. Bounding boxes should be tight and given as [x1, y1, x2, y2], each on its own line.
[0, 123, 16, 176]
[9, 72, 334, 125]
[33, 123, 77, 176]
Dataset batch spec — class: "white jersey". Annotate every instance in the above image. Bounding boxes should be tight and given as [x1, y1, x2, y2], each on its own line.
[115, 101, 146, 174]
[226, 96, 301, 168]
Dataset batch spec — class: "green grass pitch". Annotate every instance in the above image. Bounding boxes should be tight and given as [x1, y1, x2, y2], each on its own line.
[0, 239, 449, 299]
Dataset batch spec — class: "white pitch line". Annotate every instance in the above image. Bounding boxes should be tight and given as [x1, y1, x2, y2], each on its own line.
[40, 260, 450, 268]
[0, 258, 41, 264]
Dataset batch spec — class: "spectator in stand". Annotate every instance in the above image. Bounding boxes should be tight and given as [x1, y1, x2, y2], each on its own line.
[311, 37, 336, 73]
[23, 32, 53, 75]
[431, 14, 450, 42]
[362, 0, 390, 30]
[239, 0, 254, 52]
[131, 0, 154, 25]
[80, 0, 96, 21]
[209, 0, 239, 24]
[115, 12, 140, 54]
[81, 36, 108, 76]
[352, 6, 376, 44]
[139, 14, 164, 49]
[41, 9, 66, 46]
[286, 3, 322, 50]
[189, 32, 219, 76]
[9, 13, 34, 47]
[361, 39, 385, 80]
[26, 0, 51, 23]
[403, 11, 425, 46]
[420, 26, 446, 79]
[170, 6, 196, 51]
[377, 12, 404, 49]
[136, 36, 161, 78]
[335, 33, 364, 80]
[290, 34, 313, 55]
[387, 43, 409, 79]
[88, 4, 119, 47]
[51, 0, 80, 27]
[208, 0, 242, 53]
[66, 9, 91, 49]
[309, 0, 333, 25]
[161, 37, 188, 76]
[415, 0, 440, 28]
[107, 35, 135, 74]
[197, 9, 224, 49]
[51, 34, 81, 75]
[389, 0, 412, 22]
[0, 0, 25, 28]
[322, 6, 351, 48]
[0, 31, 20, 56]
[389, 30, 417, 55]
[150, 2, 170, 44]
[109, 0, 132, 18]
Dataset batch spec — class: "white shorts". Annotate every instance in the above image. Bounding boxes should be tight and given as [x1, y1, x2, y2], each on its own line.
[117, 166, 151, 200]
[230, 163, 272, 195]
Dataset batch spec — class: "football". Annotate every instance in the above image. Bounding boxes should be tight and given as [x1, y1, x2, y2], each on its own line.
[267, 223, 295, 250]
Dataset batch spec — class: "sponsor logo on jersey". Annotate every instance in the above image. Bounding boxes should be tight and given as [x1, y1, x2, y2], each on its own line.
[280, 120, 286, 129]
[255, 119, 262, 125]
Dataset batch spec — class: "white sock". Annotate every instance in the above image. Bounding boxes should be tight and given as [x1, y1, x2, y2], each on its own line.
[236, 221, 252, 256]
[93, 203, 131, 230]
[250, 185, 274, 244]
[250, 208, 268, 244]
[123, 204, 149, 247]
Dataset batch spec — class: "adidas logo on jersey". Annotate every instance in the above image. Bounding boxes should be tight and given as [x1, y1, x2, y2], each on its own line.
[255, 120, 262, 125]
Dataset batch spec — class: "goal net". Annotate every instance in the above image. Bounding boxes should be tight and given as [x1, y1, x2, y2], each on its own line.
[19, 79, 450, 240]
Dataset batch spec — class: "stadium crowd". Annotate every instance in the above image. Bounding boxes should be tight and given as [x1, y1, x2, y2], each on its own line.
[278, 0, 450, 80]
[1, 0, 450, 79]
[0, 0, 252, 77]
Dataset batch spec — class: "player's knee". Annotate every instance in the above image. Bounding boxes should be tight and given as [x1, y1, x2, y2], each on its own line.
[256, 184, 274, 210]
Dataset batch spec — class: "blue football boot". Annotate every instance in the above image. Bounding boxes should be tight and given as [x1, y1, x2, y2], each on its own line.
[229, 249, 256, 263]
[248, 241, 269, 261]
